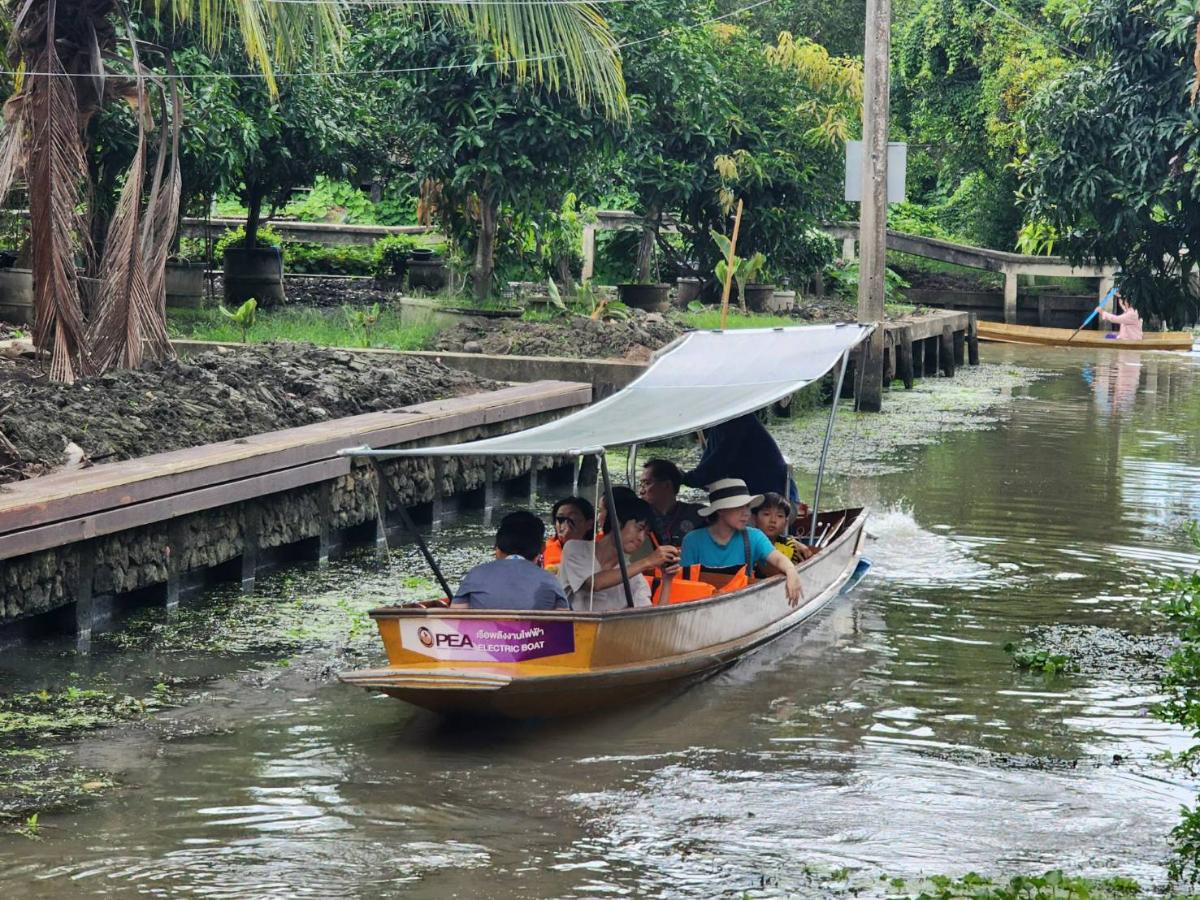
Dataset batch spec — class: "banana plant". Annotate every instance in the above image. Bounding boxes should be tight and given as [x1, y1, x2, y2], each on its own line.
[343, 302, 382, 347]
[712, 230, 767, 312]
[219, 298, 258, 343]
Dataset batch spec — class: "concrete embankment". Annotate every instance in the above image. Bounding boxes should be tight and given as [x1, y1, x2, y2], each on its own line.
[0, 380, 589, 643]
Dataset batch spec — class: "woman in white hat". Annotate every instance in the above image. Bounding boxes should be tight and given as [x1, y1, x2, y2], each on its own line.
[680, 478, 802, 605]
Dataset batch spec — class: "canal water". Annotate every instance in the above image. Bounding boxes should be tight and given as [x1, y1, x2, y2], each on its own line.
[2, 344, 1200, 897]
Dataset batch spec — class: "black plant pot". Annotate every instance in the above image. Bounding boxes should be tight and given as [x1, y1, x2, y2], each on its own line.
[223, 246, 285, 307]
[617, 282, 672, 312]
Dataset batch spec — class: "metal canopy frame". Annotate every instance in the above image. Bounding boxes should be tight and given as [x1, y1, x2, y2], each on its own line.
[341, 324, 873, 606]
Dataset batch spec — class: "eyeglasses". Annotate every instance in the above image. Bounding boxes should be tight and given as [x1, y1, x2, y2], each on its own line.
[554, 515, 577, 526]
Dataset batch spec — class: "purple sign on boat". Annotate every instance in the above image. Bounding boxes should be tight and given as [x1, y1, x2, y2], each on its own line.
[400, 619, 575, 662]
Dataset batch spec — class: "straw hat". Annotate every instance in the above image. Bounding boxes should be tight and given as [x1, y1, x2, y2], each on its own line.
[698, 478, 763, 517]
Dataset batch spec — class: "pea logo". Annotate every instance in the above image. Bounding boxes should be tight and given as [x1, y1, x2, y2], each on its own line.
[417, 626, 434, 648]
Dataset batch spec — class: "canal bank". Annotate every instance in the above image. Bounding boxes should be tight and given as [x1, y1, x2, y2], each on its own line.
[2, 343, 1198, 896]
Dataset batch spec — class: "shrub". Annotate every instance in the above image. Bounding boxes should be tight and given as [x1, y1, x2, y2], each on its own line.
[373, 234, 422, 279]
[214, 225, 282, 257]
[284, 242, 374, 276]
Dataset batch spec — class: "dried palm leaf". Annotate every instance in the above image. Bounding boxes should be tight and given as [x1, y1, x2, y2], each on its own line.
[27, 0, 91, 383]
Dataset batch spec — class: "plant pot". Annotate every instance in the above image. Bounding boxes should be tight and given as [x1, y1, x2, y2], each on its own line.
[165, 261, 207, 309]
[223, 246, 285, 308]
[0, 267, 33, 325]
[743, 283, 775, 312]
[675, 277, 702, 305]
[617, 282, 672, 312]
[766, 289, 796, 313]
[407, 255, 447, 291]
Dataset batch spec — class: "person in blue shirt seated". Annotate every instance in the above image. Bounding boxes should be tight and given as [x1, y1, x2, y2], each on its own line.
[680, 478, 802, 605]
[452, 511, 570, 610]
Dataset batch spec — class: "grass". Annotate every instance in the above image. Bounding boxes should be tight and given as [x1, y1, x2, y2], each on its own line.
[168, 307, 441, 350]
[679, 309, 797, 330]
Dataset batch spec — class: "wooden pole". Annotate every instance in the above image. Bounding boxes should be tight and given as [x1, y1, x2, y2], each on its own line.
[718, 199, 744, 331]
[856, 0, 891, 412]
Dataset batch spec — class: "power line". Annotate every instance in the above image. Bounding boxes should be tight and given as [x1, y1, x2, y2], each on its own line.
[974, 0, 1082, 59]
[267, 0, 641, 4]
[3, 0, 777, 80]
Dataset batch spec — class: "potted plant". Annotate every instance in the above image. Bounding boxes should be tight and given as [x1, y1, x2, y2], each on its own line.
[372, 235, 413, 291]
[617, 281, 672, 312]
[219, 225, 285, 308]
[740, 255, 773, 312]
[165, 253, 207, 309]
[711, 230, 768, 312]
[675, 276, 703, 305]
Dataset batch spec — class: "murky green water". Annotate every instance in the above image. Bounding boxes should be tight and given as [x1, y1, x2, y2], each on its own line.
[2, 344, 1200, 897]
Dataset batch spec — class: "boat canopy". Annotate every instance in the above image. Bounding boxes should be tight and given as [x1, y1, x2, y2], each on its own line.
[360, 324, 872, 457]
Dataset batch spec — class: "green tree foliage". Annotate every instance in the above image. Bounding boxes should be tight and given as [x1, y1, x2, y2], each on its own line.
[172, 44, 360, 248]
[612, 2, 859, 287]
[894, 0, 1069, 249]
[715, 0, 866, 58]
[1018, 0, 1200, 327]
[353, 13, 613, 298]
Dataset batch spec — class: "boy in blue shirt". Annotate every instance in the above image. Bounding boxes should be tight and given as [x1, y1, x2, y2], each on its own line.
[452, 511, 570, 610]
[680, 479, 802, 605]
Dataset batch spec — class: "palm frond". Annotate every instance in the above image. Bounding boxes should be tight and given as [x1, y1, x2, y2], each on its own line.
[446, 1, 626, 118]
[153, 0, 346, 93]
[27, 0, 90, 383]
[0, 94, 29, 211]
[89, 70, 173, 372]
[139, 78, 183, 345]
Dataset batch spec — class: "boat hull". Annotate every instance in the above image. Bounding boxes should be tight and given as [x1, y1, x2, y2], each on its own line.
[339, 508, 869, 717]
[977, 321, 1194, 351]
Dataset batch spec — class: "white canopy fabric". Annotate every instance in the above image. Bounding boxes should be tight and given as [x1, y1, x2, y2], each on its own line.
[371, 323, 872, 456]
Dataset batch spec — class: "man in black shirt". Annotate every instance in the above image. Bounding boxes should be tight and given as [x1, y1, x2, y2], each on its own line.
[638, 458, 706, 548]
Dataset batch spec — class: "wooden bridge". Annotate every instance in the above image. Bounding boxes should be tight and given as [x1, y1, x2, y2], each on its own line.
[822, 223, 1115, 324]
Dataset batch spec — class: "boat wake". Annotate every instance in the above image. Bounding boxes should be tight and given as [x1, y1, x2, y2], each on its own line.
[864, 506, 993, 587]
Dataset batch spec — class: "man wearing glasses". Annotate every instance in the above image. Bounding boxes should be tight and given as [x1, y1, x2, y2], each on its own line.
[638, 459, 706, 548]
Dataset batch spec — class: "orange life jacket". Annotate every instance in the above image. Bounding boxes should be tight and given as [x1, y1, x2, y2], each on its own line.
[542, 538, 563, 570]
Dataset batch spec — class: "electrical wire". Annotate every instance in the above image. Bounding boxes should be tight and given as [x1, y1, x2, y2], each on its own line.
[0, 0, 777, 80]
[268, 0, 640, 4]
[974, 0, 1083, 59]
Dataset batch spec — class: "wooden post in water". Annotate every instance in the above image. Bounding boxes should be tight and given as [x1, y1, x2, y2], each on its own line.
[896, 325, 914, 389]
[856, 0, 891, 412]
[940, 325, 956, 377]
[967, 313, 980, 365]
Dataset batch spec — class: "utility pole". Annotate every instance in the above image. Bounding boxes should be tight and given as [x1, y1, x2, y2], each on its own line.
[856, 0, 891, 412]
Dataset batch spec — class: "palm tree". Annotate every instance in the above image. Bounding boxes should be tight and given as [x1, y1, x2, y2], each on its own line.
[0, 0, 625, 382]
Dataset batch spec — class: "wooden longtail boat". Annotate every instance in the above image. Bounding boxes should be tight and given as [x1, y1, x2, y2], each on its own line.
[978, 321, 1195, 351]
[338, 324, 875, 718]
[340, 507, 868, 716]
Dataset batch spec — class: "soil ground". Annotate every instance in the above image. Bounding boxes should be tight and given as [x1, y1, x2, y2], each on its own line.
[207, 274, 391, 309]
[431, 312, 683, 360]
[0, 343, 491, 484]
[431, 302, 938, 360]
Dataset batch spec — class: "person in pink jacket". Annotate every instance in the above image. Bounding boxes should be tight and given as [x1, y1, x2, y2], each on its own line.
[1097, 293, 1143, 340]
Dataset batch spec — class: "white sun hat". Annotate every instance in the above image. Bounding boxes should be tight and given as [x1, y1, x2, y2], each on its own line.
[698, 478, 764, 517]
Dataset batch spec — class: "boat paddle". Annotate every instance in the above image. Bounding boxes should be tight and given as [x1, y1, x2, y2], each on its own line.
[1065, 286, 1117, 344]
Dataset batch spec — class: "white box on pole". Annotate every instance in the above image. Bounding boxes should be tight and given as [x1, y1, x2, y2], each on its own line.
[844, 140, 907, 203]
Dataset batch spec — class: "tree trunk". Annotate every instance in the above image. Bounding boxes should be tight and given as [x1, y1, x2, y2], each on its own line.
[556, 254, 574, 294]
[635, 201, 661, 283]
[245, 188, 265, 248]
[472, 186, 499, 301]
